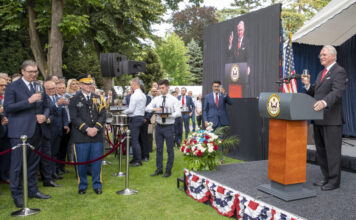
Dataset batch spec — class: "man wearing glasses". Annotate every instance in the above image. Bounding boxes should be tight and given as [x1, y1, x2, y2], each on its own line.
[4, 60, 51, 208]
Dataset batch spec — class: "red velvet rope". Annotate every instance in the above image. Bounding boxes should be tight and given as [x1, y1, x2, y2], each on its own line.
[32, 139, 124, 165]
[0, 148, 12, 156]
[105, 127, 120, 147]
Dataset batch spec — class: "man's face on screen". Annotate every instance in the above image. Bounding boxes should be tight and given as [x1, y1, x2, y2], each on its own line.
[237, 23, 244, 38]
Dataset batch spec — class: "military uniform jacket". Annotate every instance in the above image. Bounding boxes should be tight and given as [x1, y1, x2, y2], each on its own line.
[69, 92, 106, 143]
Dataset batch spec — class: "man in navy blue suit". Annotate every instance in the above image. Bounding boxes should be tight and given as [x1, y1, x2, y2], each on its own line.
[203, 81, 232, 130]
[4, 60, 51, 208]
[178, 87, 195, 139]
[44, 80, 69, 179]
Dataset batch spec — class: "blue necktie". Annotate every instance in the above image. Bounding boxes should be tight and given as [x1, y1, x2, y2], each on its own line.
[29, 83, 35, 94]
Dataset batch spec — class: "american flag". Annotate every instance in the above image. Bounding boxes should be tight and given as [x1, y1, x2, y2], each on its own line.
[282, 34, 298, 93]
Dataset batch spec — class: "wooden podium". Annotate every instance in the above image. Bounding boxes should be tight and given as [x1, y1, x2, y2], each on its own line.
[257, 92, 323, 201]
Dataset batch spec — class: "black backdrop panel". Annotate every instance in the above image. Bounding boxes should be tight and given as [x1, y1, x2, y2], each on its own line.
[203, 4, 281, 97]
[226, 99, 269, 161]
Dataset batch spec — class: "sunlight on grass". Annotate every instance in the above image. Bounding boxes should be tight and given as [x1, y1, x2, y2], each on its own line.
[0, 146, 242, 219]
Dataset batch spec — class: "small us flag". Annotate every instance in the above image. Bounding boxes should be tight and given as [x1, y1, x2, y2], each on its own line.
[283, 34, 298, 93]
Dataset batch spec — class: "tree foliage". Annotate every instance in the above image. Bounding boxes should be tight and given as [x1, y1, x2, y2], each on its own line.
[187, 39, 203, 85]
[155, 33, 192, 85]
[171, 5, 217, 48]
[139, 48, 164, 91]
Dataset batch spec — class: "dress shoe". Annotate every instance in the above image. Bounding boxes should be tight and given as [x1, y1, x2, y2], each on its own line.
[14, 198, 24, 208]
[78, 189, 86, 195]
[129, 159, 136, 164]
[29, 191, 51, 199]
[43, 180, 62, 187]
[0, 179, 10, 184]
[53, 173, 63, 180]
[321, 184, 339, 191]
[94, 188, 102, 194]
[130, 162, 142, 167]
[162, 172, 171, 178]
[313, 179, 328, 186]
[150, 170, 163, 176]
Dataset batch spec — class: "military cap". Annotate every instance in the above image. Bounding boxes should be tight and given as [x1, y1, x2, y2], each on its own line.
[77, 74, 94, 84]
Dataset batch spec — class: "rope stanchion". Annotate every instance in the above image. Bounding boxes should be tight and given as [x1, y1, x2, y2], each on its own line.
[32, 138, 125, 166]
[105, 127, 120, 147]
[11, 135, 40, 217]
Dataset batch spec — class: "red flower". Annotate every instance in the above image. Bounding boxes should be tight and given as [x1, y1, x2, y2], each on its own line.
[186, 148, 191, 153]
[205, 135, 210, 139]
[193, 140, 197, 144]
[213, 145, 218, 151]
[181, 146, 185, 152]
[194, 147, 197, 151]
[196, 150, 202, 157]
[203, 140, 208, 145]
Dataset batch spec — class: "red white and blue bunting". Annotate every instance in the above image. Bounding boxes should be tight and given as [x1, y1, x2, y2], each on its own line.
[184, 169, 303, 220]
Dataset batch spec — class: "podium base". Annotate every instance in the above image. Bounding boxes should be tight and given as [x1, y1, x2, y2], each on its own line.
[11, 208, 40, 217]
[257, 181, 316, 201]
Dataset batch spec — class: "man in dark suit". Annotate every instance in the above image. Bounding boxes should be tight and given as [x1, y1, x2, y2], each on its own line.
[227, 20, 249, 64]
[178, 87, 195, 139]
[302, 45, 347, 191]
[4, 60, 51, 208]
[203, 81, 232, 130]
[44, 80, 68, 179]
[0, 77, 10, 185]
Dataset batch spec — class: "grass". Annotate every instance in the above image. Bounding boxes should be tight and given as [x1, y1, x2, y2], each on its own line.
[0, 146, 242, 219]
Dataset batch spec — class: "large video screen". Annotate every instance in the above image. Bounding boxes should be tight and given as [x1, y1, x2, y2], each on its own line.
[203, 4, 281, 98]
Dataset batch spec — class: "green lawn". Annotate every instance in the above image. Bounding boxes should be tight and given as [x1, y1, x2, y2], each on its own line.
[0, 147, 242, 219]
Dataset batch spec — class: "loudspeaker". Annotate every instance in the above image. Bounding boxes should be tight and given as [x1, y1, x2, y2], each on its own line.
[121, 61, 146, 74]
[100, 53, 127, 77]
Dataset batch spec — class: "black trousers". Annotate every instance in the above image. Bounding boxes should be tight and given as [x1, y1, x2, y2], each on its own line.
[58, 124, 71, 171]
[139, 121, 150, 159]
[10, 125, 42, 199]
[39, 138, 53, 183]
[313, 125, 342, 186]
[128, 116, 144, 163]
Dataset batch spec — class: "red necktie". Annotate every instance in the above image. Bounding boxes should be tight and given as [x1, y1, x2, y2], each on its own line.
[215, 93, 219, 107]
[320, 69, 327, 82]
[0, 95, 3, 100]
[182, 96, 184, 106]
[237, 39, 241, 56]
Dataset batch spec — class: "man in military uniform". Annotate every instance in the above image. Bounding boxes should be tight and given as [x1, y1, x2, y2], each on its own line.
[69, 74, 106, 195]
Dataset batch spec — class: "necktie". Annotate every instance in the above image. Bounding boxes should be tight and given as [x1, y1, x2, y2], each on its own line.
[320, 69, 327, 82]
[215, 93, 219, 107]
[29, 82, 35, 94]
[237, 39, 241, 56]
[182, 96, 184, 106]
[162, 96, 166, 123]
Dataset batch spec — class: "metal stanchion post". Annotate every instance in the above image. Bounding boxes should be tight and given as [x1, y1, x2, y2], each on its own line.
[102, 126, 112, 165]
[112, 126, 125, 177]
[117, 129, 137, 195]
[11, 135, 40, 217]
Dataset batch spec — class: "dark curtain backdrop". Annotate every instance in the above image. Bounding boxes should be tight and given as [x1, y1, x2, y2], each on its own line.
[293, 34, 356, 136]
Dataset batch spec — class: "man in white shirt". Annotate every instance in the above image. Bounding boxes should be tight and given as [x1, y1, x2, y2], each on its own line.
[123, 78, 146, 166]
[146, 79, 181, 177]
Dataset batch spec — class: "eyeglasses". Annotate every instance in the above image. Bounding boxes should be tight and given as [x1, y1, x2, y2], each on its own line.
[25, 70, 38, 74]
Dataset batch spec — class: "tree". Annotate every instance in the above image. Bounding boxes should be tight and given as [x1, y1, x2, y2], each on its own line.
[139, 48, 164, 91]
[171, 6, 217, 48]
[0, 0, 201, 88]
[155, 33, 192, 85]
[230, 0, 262, 14]
[187, 39, 203, 85]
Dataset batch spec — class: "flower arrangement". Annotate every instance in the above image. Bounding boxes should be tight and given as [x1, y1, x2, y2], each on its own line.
[180, 122, 222, 171]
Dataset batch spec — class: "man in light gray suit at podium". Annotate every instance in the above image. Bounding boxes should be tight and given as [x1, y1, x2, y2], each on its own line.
[301, 45, 347, 191]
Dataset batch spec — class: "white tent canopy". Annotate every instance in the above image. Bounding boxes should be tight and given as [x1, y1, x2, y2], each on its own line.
[292, 0, 356, 46]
